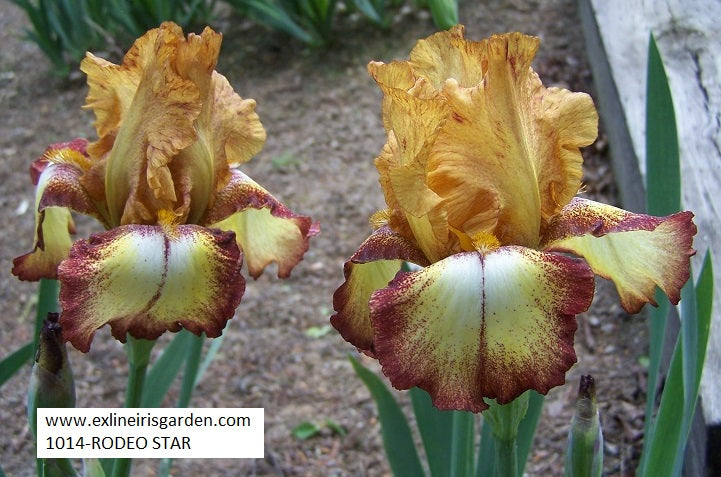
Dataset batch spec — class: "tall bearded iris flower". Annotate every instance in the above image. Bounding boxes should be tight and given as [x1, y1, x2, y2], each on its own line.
[331, 27, 695, 412]
[13, 23, 317, 352]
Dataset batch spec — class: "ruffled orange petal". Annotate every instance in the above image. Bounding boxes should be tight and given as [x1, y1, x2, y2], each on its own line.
[58, 224, 244, 352]
[427, 33, 597, 247]
[368, 30, 597, 252]
[173, 26, 266, 223]
[370, 88, 453, 261]
[407, 25, 486, 90]
[179, 72, 266, 224]
[541, 197, 696, 313]
[161, 26, 222, 224]
[331, 226, 430, 354]
[203, 170, 317, 279]
[376, 91, 446, 215]
[81, 22, 202, 226]
[369, 247, 594, 412]
[210, 73, 266, 169]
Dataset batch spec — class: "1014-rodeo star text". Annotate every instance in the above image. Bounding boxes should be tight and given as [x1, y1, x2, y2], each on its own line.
[45, 435, 192, 451]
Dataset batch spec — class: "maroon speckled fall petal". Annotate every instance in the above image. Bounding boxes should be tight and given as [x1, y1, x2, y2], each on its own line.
[203, 169, 318, 279]
[58, 224, 244, 352]
[331, 226, 430, 354]
[13, 149, 105, 281]
[542, 197, 696, 313]
[30, 139, 89, 185]
[369, 248, 594, 412]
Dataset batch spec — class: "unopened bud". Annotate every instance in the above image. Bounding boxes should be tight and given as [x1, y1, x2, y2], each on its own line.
[28, 313, 76, 435]
[564, 375, 603, 477]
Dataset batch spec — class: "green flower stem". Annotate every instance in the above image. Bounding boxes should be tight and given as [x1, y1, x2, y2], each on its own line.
[157, 333, 205, 477]
[449, 411, 475, 477]
[34, 279, 60, 353]
[494, 438, 518, 477]
[484, 392, 530, 477]
[124, 337, 154, 406]
[112, 337, 155, 477]
[178, 333, 204, 408]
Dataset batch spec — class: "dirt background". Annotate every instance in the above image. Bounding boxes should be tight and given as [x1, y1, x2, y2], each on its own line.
[1, 0, 649, 475]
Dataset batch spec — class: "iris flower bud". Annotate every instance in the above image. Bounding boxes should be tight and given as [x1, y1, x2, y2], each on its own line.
[27, 312, 76, 434]
[564, 375, 603, 477]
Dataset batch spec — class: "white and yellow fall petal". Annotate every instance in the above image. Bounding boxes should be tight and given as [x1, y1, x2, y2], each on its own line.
[58, 224, 244, 353]
[331, 226, 430, 354]
[369, 247, 594, 412]
[203, 170, 317, 279]
[13, 144, 103, 281]
[542, 197, 696, 313]
[13, 207, 75, 281]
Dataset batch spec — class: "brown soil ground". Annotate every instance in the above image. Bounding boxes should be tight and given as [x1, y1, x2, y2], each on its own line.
[1, 1, 648, 475]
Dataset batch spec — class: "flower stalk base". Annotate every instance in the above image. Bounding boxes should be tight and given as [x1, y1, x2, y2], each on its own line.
[485, 392, 530, 477]
[111, 336, 155, 477]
